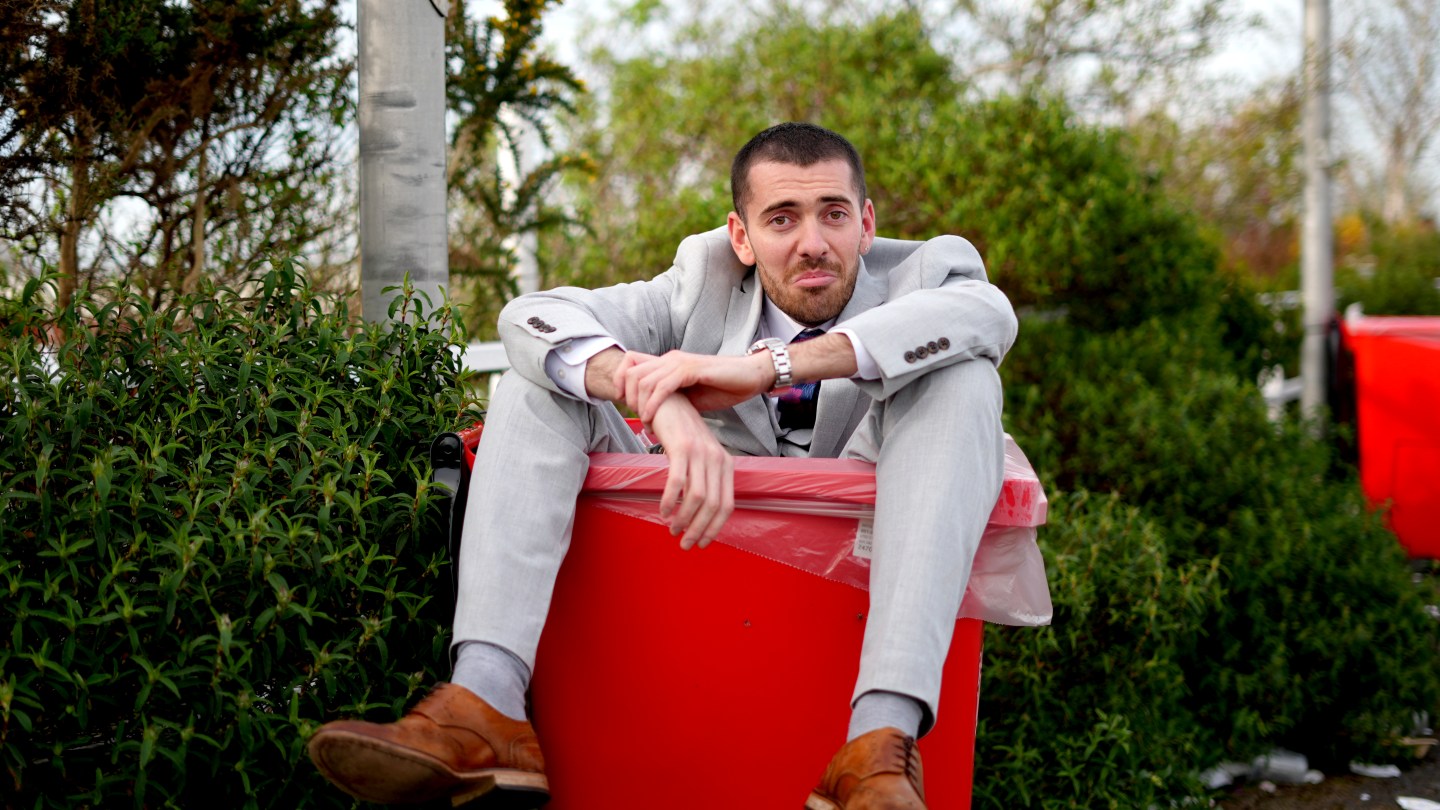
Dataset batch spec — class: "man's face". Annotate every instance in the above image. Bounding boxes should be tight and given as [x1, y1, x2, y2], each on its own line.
[727, 158, 875, 326]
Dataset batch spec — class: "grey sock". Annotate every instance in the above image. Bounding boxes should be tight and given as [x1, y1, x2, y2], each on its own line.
[848, 690, 924, 741]
[450, 641, 531, 721]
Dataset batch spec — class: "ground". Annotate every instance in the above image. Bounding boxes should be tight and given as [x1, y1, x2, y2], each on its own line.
[1219, 749, 1440, 809]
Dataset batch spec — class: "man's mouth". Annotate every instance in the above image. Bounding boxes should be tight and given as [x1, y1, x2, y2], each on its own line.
[791, 263, 840, 288]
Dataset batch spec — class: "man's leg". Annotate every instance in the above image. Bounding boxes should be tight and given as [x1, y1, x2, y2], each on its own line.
[808, 359, 1004, 810]
[309, 371, 644, 807]
[845, 357, 1004, 731]
[453, 370, 645, 677]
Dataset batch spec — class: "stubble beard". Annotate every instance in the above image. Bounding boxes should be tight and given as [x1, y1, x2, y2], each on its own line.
[760, 256, 860, 327]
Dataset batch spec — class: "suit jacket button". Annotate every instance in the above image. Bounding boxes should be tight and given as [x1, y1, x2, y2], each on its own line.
[927, 341, 940, 353]
[904, 351, 917, 363]
[938, 337, 950, 350]
[915, 345, 929, 358]
[543, 325, 556, 333]
[527, 317, 541, 326]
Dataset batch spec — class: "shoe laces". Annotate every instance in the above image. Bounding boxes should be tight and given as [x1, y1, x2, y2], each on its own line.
[901, 735, 918, 779]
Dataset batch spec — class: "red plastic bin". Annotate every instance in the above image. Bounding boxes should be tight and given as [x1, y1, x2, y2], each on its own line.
[512, 442, 1050, 809]
[1341, 316, 1440, 558]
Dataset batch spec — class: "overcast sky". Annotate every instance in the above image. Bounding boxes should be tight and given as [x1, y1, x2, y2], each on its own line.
[529, 0, 1307, 90]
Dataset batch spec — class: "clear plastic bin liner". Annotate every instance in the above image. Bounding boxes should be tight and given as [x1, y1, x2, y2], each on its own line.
[581, 435, 1053, 626]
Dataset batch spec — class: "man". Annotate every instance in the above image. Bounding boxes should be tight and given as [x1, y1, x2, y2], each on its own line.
[308, 123, 1016, 809]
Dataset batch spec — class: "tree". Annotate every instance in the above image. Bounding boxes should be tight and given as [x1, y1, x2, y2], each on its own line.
[444, 0, 587, 337]
[1130, 79, 1305, 279]
[0, 0, 353, 310]
[544, 9, 967, 289]
[940, 0, 1254, 120]
[1336, 0, 1440, 224]
[545, 8, 1223, 328]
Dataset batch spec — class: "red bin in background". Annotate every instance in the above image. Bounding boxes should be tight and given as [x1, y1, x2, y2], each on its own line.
[1340, 316, 1440, 558]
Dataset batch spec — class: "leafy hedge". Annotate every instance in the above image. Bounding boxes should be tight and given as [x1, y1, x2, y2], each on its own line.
[1, 266, 470, 808]
[969, 92, 1439, 806]
[1338, 223, 1440, 317]
[975, 492, 1219, 808]
[990, 315, 1439, 806]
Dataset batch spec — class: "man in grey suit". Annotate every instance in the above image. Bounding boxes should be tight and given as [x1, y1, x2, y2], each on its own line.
[309, 123, 1017, 809]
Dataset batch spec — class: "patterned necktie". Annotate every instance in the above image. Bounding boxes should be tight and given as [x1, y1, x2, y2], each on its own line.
[776, 328, 825, 431]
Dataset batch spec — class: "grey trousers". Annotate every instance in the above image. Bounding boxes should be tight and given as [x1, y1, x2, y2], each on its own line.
[452, 359, 1005, 733]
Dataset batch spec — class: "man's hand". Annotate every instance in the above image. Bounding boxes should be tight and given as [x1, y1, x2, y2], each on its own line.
[585, 347, 736, 548]
[647, 393, 735, 550]
[613, 349, 774, 424]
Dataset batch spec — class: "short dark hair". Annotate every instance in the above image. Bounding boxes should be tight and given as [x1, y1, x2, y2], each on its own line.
[730, 122, 867, 219]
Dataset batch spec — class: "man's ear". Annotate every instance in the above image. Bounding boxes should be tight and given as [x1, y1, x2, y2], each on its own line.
[859, 198, 876, 255]
[727, 211, 755, 266]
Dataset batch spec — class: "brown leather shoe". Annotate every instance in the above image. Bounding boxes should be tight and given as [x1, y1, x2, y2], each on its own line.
[307, 683, 548, 807]
[804, 728, 926, 810]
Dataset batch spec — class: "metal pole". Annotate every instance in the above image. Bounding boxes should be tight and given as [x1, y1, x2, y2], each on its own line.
[1300, 0, 1334, 420]
[358, 0, 449, 323]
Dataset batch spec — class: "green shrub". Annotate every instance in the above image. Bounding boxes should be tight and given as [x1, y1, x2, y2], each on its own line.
[892, 97, 1225, 333]
[976, 491, 1220, 809]
[0, 265, 471, 808]
[997, 316, 1440, 771]
[1338, 224, 1440, 317]
[1194, 449, 1439, 766]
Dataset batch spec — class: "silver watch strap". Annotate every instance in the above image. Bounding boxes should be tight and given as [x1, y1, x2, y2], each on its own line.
[748, 337, 793, 392]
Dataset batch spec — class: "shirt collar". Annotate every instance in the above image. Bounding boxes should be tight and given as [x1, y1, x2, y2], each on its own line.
[760, 295, 835, 343]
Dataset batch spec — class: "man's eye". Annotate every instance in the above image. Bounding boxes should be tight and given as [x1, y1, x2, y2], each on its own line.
[827, 210, 848, 221]
[769, 215, 791, 226]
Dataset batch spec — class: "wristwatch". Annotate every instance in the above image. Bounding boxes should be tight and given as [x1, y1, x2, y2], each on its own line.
[748, 337, 793, 393]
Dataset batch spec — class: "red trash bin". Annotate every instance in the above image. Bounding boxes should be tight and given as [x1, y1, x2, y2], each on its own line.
[515, 439, 1051, 809]
[1341, 316, 1440, 558]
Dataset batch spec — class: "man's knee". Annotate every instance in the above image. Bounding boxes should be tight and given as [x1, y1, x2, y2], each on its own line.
[889, 358, 1003, 418]
[489, 371, 593, 423]
[488, 370, 638, 454]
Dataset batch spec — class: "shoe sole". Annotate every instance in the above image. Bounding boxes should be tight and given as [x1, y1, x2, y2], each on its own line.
[451, 778, 550, 808]
[308, 728, 549, 807]
[804, 793, 840, 810]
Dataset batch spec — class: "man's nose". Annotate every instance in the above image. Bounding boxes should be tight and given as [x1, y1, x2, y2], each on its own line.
[796, 218, 828, 259]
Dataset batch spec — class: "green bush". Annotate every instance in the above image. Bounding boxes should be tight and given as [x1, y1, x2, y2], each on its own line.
[999, 316, 1440, 770]
[890, 97, 1224, 333]
[976, 491, 1220, 809]
[1338, 224, 1440, 317]
[0, 265, 471, 808]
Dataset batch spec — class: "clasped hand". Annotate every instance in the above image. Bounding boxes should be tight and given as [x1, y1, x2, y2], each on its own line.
[610, 350, 774, 551]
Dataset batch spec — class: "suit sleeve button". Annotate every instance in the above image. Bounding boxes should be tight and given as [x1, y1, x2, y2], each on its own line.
[938, 337, 950, 350]
[915, 346, 929, 359]
[527, 317, 541, 326]
[927, 341, 940, 353]
[904, 351, 917, 363]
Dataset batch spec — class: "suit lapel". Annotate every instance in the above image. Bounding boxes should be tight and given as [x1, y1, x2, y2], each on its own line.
[720, 272, 777, 455]
[810, 260, 886, 457]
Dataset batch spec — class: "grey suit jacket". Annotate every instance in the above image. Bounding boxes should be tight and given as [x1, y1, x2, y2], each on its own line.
[496, 226, 1018, 458]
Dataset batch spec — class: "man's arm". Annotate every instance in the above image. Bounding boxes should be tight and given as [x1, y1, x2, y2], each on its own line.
[612, 331, 859, 424]
[840, 235, 1018, 400]
[586, 346, 736, 551]
[499, 228, 748, 399]
[788, 331, 859, 384]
